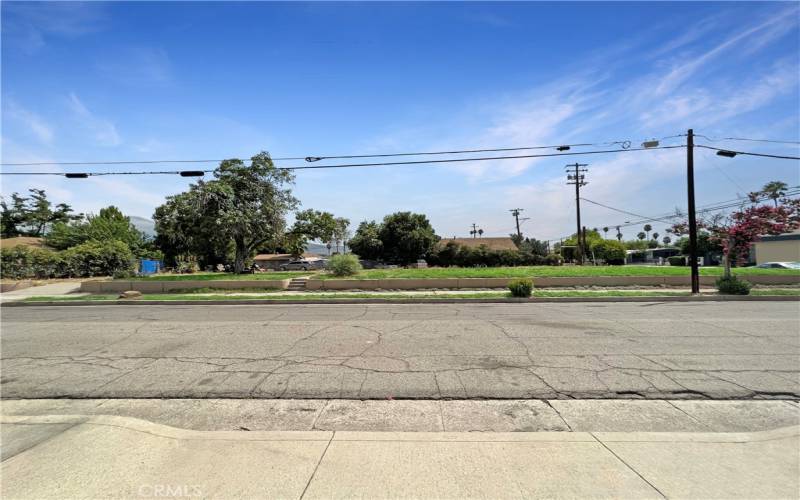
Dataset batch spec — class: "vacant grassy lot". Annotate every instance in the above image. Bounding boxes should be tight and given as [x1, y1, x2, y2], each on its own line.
[314, 265, 799, 280]
[127, 272, 310, 281]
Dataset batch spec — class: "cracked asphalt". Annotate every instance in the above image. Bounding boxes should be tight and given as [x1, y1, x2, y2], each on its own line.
[1, 302, 798, 400]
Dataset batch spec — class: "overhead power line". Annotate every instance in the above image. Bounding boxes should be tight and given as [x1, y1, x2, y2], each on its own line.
[577, 188, 800, 234]
[694, 134, 800, 146]
[0, 145, 686, 177]
[696, 144, 800, 160]
[0, 134, 693, 167]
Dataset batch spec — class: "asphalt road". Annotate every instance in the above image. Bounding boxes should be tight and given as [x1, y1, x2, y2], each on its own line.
[2, 302, 798, 400]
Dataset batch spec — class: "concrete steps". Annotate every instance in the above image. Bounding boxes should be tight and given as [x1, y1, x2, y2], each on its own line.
[287, 277, 308, 291]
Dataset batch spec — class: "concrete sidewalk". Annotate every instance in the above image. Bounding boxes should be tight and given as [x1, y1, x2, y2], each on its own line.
[0, 282, 83, 302]
[2, 414, 798, 499]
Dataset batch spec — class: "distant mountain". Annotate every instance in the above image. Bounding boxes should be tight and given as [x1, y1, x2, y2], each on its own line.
[307, 242, 330, 255]
[130, 216, 156, 237]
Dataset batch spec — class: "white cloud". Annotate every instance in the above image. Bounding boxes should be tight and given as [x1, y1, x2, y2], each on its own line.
[96, 47, 173, 86]
[3, 100, 54, 145]
[653, 6, 799, 97]
[67, 93, 121, 147]
[2, 2, 107, 53]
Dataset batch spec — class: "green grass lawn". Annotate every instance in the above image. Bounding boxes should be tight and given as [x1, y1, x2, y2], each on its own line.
[314, 265, 799, 280]
[127, 272, 311, 281]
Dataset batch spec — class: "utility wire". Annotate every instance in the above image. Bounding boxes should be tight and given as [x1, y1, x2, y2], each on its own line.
[696, 144, 800, 160]
[0, 145, 686, 176]
[694, 134, 800, 146]
[579, 198, 677, 224]
[580, 189, 800, 234]
[0, 134, 690, 167]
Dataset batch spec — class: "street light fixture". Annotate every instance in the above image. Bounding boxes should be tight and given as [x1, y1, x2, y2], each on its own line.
[642, 140, 659, 148]
[64, 173, 89, 179]
[716, 150, 737, 158]
[179, 171, 205, 177]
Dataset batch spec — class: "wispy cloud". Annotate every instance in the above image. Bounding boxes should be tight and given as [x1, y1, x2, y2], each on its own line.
[3, 100, 54, 145]
[96, 47, 173, 86]
[1, 2, 106, 53]
[653, 6, 799, 97]
[67, 93, 121, 147]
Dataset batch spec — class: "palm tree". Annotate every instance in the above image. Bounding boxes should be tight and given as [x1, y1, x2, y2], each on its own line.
[478, 228, 484, 238]
[663, 236, 672, 246]
[602, 227, 609, 239]
[652, 232, 659, 242]
[637, 231, 646, 241]
[761, 181, 788, 207]
[643, 224, 652, 239]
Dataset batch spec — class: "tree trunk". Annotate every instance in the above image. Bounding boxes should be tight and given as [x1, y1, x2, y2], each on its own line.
[234, 237, 247, 274]
[723, 236, 733, 279]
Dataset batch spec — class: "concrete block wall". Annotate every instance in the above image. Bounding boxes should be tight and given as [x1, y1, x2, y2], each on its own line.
[80, 279, 291, 293]
[81, 274, 798, 293]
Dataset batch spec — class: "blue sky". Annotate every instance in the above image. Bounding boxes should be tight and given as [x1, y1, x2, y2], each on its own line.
[2, 1, 799, 242]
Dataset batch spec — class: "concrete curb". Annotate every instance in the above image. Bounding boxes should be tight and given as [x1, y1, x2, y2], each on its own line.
[4, 414, 798, 442]
[3, 295, 799, 307]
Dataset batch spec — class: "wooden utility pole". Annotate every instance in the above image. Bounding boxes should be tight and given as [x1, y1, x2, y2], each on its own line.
[471, 223, 478, 238]
[510, 209, 524, 240]
[686, 129, 700, 293]
[566, 163, 588, 264]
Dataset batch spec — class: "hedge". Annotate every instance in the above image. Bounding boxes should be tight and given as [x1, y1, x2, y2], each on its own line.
[1, 240, 136, 279]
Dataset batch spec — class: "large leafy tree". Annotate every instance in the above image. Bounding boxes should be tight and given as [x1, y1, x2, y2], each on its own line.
[291, 209, 338, 254]
[154, 152, 298, 273]
[154, 186, 232, 267]
[1, 189, 79, 237]
[378, 212, 438, 264]
[348, 220, 384, 260]
[46, 206, 148, 254]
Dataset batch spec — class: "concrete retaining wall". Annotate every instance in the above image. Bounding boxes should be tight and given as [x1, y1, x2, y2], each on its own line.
[305, 274, 800, 290]
[81, 274, 799, 293]
[80, 279, 291, 293]
[0, 281, 33, 293]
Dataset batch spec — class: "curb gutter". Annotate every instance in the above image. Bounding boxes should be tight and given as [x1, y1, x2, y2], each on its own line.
[3, 295, 798, 307]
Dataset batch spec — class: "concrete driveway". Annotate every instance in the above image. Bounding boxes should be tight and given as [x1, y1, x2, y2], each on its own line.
[1, 302, 798, 399]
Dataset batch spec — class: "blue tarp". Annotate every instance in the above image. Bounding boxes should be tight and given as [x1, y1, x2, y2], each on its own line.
[139, 259, 162, 275]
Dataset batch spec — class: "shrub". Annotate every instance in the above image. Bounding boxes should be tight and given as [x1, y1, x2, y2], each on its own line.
[1, 246, 64, 280]
[545, 253, 563, 266]
[62, 240, 135, 278]
[508, 278, 533, 297]
[716, 275, 751, 295]
[175, 258, 199, 274]
[590, 239, 626, 264]
[667, 255, 686, 266]
[327, 253, 362, 276]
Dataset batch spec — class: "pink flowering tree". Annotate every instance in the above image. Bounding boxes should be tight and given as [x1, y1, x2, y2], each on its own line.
[670, 197, 800, 278]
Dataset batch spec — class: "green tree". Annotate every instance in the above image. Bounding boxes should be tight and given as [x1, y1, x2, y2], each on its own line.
[662, 235, 672, 246]
[154, 152, 297, 273]
[602, 226, 609, 239]
[378, 212, 438, 264]
[643, 224, 652, 239]
[637, 231, 646, 240]
[46, 206, 148, 254]
[761, 180, 788, 207]
[154, 186, 233, 268]
[348, 221, 384, 260]
[1, 189, 79, 237]
[333, 217, 350, 253]
[652, 231, 659, 242]
[292, 209, 337, 251]
[590, 239, 626, 264]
